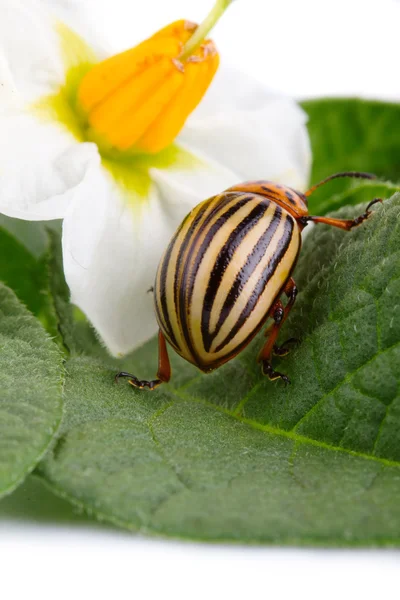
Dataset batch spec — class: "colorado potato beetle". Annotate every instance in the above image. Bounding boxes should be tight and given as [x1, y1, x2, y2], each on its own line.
[116, 172, 382, 390]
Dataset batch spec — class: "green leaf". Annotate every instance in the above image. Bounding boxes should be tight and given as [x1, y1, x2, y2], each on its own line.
[0, 475, 102, 527]
[0, 219, 64, 340]
[0, 215, 50, 259]
[0, 226, 50, 316]
[302, 99, 400, 213]
[38, 192, 400, 545]
[46, 228, 105, 356]
[0, 284, 64, 498]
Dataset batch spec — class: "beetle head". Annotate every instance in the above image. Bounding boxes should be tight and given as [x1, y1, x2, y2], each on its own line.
[226, 172, 377, 221]
[225, 180, 309, 218]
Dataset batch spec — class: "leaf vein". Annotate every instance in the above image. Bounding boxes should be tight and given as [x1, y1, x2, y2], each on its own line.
[170, 392, 400, 469]
[291, 341, 399, 433]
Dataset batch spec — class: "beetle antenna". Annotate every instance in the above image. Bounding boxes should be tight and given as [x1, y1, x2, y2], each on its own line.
[305, 171, 376, 197]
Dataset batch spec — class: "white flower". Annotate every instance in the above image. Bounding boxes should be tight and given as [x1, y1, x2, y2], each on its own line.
[0, 0, 311, 356]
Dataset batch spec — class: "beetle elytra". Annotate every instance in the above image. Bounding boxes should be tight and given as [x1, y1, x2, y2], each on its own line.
[116, 172, 382, 390]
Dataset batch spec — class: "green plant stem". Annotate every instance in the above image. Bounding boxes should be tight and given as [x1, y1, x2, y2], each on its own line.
[179, 0, 236, 60]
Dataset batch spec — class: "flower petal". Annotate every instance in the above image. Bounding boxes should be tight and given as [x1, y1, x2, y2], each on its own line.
[0, 52, 20, 113]
[0, 0, 66, 101]
[39, 0, 111, 59]
[0, 111, 99, 220]
[0, 0, 106, 103]
[150, 144, 238, 211]
[150, 65, 311, 222]
[62, 165, 189, 356]
[178, 64, 311, 191]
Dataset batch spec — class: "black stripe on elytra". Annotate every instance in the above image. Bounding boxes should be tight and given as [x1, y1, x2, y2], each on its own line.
[215, 214, 294, 353]
[153, 275, 164, 327]
[172, 194, 237, 356]
[174, 193, 240, 310]
[189, 192, 243, 248]
[209, 204, 282, 349]
[201, 201, 270, 352]
[158, 232, 181, 348]
[158, 203, 204, 349]
[173, 198, 214, 319]
[179, 194, 253, 360]
[154, 290, 177, 351]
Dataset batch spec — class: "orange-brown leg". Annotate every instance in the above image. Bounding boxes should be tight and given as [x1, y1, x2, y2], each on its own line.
[299, 198, 382, 231]
[115, 330, 171, 391]
[258, 278, 298, 384]
[273, 338, 299, 357]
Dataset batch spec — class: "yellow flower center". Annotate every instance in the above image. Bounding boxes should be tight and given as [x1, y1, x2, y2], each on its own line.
[77, 20, 219, 154]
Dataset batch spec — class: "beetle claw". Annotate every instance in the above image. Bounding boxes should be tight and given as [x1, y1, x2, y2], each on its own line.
[114, 371, 162, 391]
[273, 337, 300, 357]
[261, 361, 291, 385]
[128, 377, 162, 390]
[280, 374, 291, 386]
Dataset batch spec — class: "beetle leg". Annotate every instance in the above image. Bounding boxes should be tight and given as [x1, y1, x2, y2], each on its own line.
[261, 361, 290, 385]
[299, 198, 382, 231]
[115, 330, 171, 391]
[258, 278, 298, 384]
[273, 337, 300, 357]
[263, 299, 284, 337]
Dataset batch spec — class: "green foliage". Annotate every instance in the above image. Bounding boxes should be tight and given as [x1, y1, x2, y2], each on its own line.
[0, 475, 101, 527]
[0, 218, 62, 338]
[37, 193, 400, 544]
[0, 284, 64, 498]
[0, 97, 399, 546]
[302, 99, 400, 213]
[47, 229, 105, 357]
[0, 225, 50, 316]
[0, 215, 49, 258]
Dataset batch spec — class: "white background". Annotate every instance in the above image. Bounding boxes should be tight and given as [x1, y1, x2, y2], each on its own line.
[91, 0, 400, 101]
[1, 0, 400, 598]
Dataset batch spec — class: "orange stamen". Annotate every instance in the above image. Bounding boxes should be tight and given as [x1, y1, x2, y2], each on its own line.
[77, 20, 219, 154]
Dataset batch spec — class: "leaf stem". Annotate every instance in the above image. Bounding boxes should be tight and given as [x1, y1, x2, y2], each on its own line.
[179, 0, 236, 61]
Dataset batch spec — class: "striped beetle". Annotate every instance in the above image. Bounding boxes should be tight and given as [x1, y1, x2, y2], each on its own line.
[116, 172, 382, 390]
